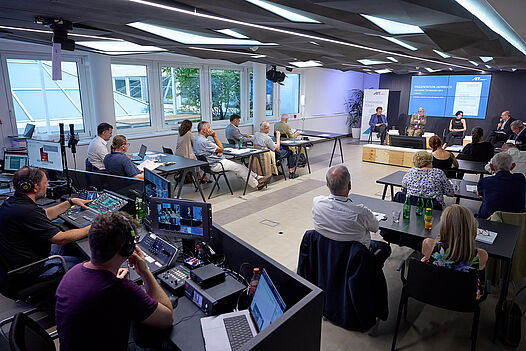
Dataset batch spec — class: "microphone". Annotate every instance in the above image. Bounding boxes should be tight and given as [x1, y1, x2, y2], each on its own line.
[59, 123, 65, 144]
[68, 123, 78, 154]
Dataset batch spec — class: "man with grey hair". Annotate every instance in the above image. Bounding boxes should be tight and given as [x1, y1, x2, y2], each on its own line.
[511, 119, 526, 151]
[488, 110, 516, 146]
[484, 143, 526, 177]
[477, 152, 526, 218]
[274, 114, 300, 139]
[312, 165, 391, 265]
[253, 121, 297, 178]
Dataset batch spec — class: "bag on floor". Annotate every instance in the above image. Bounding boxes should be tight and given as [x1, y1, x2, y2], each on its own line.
[497, 278, 526, 347]
[297, 153, 307, 167]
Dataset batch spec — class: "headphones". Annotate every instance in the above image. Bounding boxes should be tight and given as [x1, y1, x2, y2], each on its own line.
[16, 167, 39, 193]
[119, 216, 136, 258]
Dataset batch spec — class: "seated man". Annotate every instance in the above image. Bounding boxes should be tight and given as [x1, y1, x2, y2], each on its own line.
[254, 121, 298, 179]
[0, 167, 91, 295]
[225, 114, 251, 145]
[368, 106, 388, 144]
[487, 110, 515, 147]
[55, 212, 173, 351]
[485, 143, 526, 177]
[87, 122, 113, 171]
[312, 165, 391, 266]
[274, 113, 300, 139]
[511, 119, 526, 151]
[194, 121, 271, 190]
[104, 135, 144, 179]
[477, 152, 526, 219]
[407, 107, 426, 137]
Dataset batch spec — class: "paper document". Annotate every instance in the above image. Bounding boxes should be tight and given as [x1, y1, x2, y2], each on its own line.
[466, 185, 477, 193]
[476, 228, 497, 244]
[224, 148, 252, 155]
[137, 159, 161, 171]
[372, 211, 387, 221]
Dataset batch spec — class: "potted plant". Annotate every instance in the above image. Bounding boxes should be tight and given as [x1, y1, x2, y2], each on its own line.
[345, 89, 364, 138]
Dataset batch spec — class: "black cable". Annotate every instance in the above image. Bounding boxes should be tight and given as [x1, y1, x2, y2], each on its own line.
[173, 309, 201, 326]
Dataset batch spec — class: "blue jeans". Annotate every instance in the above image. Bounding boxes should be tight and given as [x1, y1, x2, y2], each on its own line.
[369, 240, 391, 267]
[38, 244, 83, 280]
[276, 148, 296, 170]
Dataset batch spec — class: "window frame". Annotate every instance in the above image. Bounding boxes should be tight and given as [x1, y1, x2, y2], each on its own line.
[278, 72, 302, 117]
[208, 65, 246, 127]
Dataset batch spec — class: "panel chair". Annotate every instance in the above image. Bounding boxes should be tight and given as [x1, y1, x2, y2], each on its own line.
[162, 146, 174, 155]
[9, 312, 57, 351]
[391, 257, 487, 351]
[195, 155, 233, 199]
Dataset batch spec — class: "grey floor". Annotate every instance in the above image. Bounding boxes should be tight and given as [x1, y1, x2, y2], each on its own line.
[0, 138, 523, 350]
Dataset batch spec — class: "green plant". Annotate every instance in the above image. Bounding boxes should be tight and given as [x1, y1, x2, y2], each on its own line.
[345, 89, 364, 128]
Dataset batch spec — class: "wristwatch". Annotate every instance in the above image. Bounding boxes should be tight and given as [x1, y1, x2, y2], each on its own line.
[67, 198, 74, 206]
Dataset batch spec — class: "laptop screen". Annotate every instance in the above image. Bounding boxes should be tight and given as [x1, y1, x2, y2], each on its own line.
[138, 144, 147, 158]
[4, 153, 28, 172]
[23, 124, 35, 138]
[249, 269, 286, 332]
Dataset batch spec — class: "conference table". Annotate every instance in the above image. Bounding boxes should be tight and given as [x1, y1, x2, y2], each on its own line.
[296, 129, 349, 167]
[222, 145, 269, 195]
[349, 193, 519, 339]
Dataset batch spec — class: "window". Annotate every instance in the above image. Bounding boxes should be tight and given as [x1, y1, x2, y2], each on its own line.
[210, 69, 241, 121]
[249, 72, 274, 118]
[161, 67, 201, 125]
[279, 73, 300, 114]
[111, 64, 151, 129]
[6, 59, 86, 136]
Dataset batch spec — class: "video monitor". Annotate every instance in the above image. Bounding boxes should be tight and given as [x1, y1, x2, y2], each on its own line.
[149, 197, 212, 242]
[27, 139, 64, 172]
[144, 168, 172, 203]
[3, 153, 28, 172]
[389, 135, 426, 150]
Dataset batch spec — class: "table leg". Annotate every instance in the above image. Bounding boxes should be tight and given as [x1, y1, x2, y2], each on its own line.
[292, 147, 300, 176]
[381, 185, 388, 200]
[390, 185, 394, 201]
[329, 139, 338, 167]
[243, 156, 256, 196]
[192, 168, 206, 202]
[338, 138, 344, 163]
[176, 169, 190, 198]
[304, 146, 311, 174]
[256, 154, 265, 176]
[493, 257, 513, 342]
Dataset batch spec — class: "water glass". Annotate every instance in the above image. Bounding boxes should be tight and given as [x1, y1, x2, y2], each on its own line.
[392, 210, 401, 223]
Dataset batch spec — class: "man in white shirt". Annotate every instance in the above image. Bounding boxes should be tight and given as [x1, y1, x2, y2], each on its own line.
[87, 123, 113, 171]
[485, 143, 526, 177]
[312, 165, 391, 265]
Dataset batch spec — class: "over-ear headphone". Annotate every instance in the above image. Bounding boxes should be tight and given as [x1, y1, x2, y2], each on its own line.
[16, 167, 38, 193]
[119, 215, 136, 258]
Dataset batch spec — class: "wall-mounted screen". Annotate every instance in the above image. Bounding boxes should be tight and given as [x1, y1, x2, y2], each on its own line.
[408, 75, 492, 119]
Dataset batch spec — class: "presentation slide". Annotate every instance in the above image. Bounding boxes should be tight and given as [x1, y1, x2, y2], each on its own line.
[408, 75, 491, 119]
[27, 139, 64, 172]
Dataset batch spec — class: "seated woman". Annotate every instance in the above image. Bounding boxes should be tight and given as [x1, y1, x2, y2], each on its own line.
[429, 135, 459, 179]
[457, 127, 495, 163]
[444, 110, 467, 147]
[421, 204, 488, 299]
[175, 119, 209, 183]
[103, 135, 144, 179]
[402, 151, 454, 209]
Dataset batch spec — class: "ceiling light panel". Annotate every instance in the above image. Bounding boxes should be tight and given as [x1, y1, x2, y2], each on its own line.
[386, 56, 398, 62]
[187, 46, 265, 57]
[468, 60, 479, 66]
[375, 68, 392, 74]
[77, 40, 166, 52]
[361, 14, 424, 35]
[215, 29, 248, 39]
[245, 0, 320, 23]
[289, 60, 323, 67]
[479, 56, 493, 62]
[357, 59, 390, 65]
[380, 36, 418, 51]
[433, 50, 451, 58]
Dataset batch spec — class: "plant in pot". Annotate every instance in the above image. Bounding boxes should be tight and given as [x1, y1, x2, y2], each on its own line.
[345, 89, 364, 138]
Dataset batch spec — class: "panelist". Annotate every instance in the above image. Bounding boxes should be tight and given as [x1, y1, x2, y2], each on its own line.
[487, 110, 515, 147]
[0, 167, 91, 295]
[55, 212, 173, 351]
[444, 111, 467, 147]
[274, 114, 300, 139]
[225, 114, 251, 145]
[368, 106, 388, 144]
[87, 122, 113, 171]
[407, 107, 427, 137]
[511, 120, 526, 151]
[104, 135, 144, 179]
[254, 121, 297, 179]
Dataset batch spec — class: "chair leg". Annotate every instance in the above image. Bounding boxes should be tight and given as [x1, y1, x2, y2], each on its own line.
[223, 172, 233, 195]
[208, 174, 219, 199]
[281, 161, 287, 180]
[391, 291, 406, 351]
[471, 308, 480, 351]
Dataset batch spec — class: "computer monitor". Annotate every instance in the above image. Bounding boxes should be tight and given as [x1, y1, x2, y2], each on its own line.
[3, 153, 28, 172]
[144, 168, 171, 203]
[389, 135, 426, 150]
[149, 197, 212, 242]
[27, 139, 64, 172]
[22, 124, 35, 138]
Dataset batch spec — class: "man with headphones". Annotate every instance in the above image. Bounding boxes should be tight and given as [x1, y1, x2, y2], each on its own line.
[0, 166, 92, 293]
[55, 212, 173, 351]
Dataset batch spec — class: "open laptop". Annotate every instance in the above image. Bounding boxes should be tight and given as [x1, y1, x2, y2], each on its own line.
[201, 269, 286, 351]
[9, 124, 36, 140]
[131, 144, 147, 161]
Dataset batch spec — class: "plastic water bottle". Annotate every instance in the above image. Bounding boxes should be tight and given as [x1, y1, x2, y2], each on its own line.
[424, 197, 433, 230]
[249, 268, 260, 296]
[403, 195, 411, 220]
[239, 136, 244, 149]
[416, 194, 424, 216]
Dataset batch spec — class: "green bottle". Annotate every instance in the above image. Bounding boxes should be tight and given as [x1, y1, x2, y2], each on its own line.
[403, 194, 411, 220]
[416, 194, 424, 216]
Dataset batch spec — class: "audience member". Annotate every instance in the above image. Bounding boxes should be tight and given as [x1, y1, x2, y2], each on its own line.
[477, 152, 526, 219]
[104, 135, 144, 179]
[407, 107, 426, 137]
[176, 119, 208, 183]
[487, 110, 515, 146]
[87, 122, 113, 171]
[0, 167, 91, 295]
[194, 121, 271, 190]
[421, 205, 487, 299]
[457, 127, 494, 163]
[312, 165, 391, 265]
[402, 151, 454, 209]
[444, 111, 466, 147]
[429, 135, 459, 178]
[225, 114, 251, 145]
[55, 212, 173, 351]
[510, 119, 526, 151]
[485, 143, 526, 177]
[368, 106, 388, 144]
[274, 114, 300, 139]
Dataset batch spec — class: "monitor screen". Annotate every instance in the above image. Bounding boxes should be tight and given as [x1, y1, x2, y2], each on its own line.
[23, 124, 35, 138]
[149, 197, 212, 242]
[27, 139, 64, 172]
[250, 269, 286, 332]
[389, 135, 426, 150]
[144, 168, 171, 203]
[3, 153, 28, 172]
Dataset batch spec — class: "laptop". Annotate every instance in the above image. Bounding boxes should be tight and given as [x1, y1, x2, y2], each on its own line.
[9, 124, 36, 140]
[131, 144, 147, 161]
[201, 269, 286, 351]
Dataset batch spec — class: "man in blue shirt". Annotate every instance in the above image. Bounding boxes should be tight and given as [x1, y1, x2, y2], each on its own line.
[225, 114, 251, 145]
[104, 135, 144, 179]
[477, 152, 526, 218]
[368, 107, 388, 144]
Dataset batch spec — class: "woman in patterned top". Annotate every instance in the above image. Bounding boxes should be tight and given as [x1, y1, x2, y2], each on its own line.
[402, 151, 454, 208]
[421, 205, 488, 299]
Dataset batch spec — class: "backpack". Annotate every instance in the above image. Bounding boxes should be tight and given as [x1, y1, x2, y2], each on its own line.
[497, 278, 526, 347]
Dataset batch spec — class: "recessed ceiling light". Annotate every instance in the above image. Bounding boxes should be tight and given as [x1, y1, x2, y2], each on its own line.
[361, 14, 423, 35]
[468, 60, 479, 66]
[357, 59, 390, 65]
[214, 29, 248, 39]
[380, 36, 418, 51]
[433, 50, 451, 58]
[187, 46, 266, 58]
[512, 68, 517, 72]
[479, 56, 493, 62]
[424, 67, 440, 72]
[362, 68, 372, 71]
[386, 56, 398, 62]
[485, 64, 492, 69]
[448, 68, 454, 71]
[0, 25, 120, 40]
[128, 22, 276, 45]
[289, 60, 323, 68]
[77, 40, 166, 52]
[309, 41, 320, 46]
[375, 68, 392, 74]
[245, 0, 320, 23]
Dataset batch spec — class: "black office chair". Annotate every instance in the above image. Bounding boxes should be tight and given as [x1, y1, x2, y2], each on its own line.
[195, 155, 233, 199]
[9, 312, 57, 351]
[227, 138, 236, 145]
[85, 158, 98, 172]
[391, 257, 487, 351]
[162, 146, 174, 155]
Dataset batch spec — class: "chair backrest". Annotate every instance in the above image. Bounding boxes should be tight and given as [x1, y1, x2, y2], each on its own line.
[9, 313, 55, 351]
[195, 155, 212, 173]
[162, 146, 174, 155]
[405, 257, 478, 313]
[227, 138, 236, 145]
[85, 158, 97, 172]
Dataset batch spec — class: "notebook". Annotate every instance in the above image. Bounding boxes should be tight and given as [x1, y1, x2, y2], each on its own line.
[476, 228, 497, 244]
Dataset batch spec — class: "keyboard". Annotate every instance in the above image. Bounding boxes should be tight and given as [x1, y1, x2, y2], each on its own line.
[223, 315, 253, 351]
